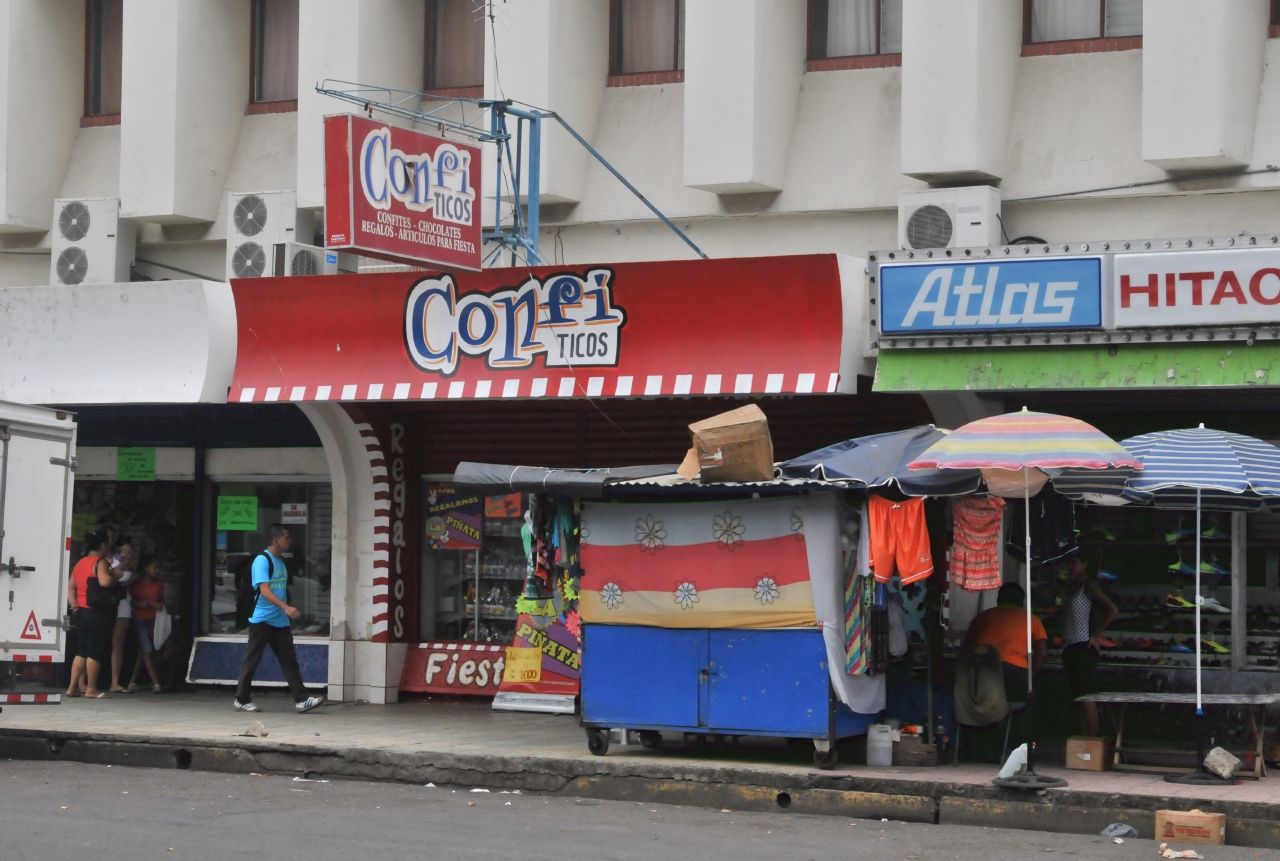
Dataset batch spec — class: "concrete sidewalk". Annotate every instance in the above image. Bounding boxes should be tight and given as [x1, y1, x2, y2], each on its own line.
[0, 691, 1276, 847]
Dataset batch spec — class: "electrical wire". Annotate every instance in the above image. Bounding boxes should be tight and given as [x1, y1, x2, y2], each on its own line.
[1003, 165, 1280, 203]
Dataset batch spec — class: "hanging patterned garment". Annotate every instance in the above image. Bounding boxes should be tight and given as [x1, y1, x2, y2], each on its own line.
[843, 550, 866, 674]
[950, 496, 1006, 592]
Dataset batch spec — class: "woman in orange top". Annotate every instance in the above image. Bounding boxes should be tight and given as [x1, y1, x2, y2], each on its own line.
[128, 557, 165, 692]
[66, 530, 118, 698]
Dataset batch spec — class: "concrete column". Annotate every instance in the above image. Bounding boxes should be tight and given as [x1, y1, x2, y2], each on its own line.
[1142, 0, 1269, 172]
[1231, 510, 1246, 671]
[296, 0, 426, 210]
[298, 401, 406, 704]
[485, 0, 609, 205]
[119, 0, 250, 223]
[0, 0, 83, 232]
[683, 0, 806, 194]
[900, 0, 1022, 182]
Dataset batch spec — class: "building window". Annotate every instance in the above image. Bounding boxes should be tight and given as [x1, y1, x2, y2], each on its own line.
[1024, 0, 1142, 44]
[84, 0, 122, 122]
[609, 0, 684, 85]
[1271, 0, 1280, 38]
[251, 0, 298, 105]
[209, 482, 332, 637]
[807, 0, 902, 63]
[425, 0, 485, 95]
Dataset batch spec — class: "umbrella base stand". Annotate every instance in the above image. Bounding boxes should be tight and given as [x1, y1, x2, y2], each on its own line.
[1164, 770, 1234, 786]
[993, 769, 1069, 791]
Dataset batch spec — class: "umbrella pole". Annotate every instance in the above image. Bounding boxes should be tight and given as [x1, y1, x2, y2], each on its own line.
[1024, 467, 1036, 775]
[1195, 488, 1202, 716]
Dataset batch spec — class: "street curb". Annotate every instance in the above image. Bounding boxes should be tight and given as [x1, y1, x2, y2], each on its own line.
[1, 728, 1276, 848]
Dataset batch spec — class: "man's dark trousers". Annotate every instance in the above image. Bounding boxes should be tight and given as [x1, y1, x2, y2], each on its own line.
[236, 621, 307, 703]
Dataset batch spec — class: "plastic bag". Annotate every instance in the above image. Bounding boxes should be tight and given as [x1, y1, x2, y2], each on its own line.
[152, 606, 172, 649]
[1100, 824, 1138, 838]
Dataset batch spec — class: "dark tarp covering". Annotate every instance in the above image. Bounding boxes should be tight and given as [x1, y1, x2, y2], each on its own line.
[452, 462, 680, 499]
[778, 426, 984, 497]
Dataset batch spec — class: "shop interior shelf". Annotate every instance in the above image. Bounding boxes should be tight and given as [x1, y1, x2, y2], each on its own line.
[1079, 539, 1235, 549]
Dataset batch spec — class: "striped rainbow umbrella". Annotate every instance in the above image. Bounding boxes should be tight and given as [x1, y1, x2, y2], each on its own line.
[908, 408, 1139, 786]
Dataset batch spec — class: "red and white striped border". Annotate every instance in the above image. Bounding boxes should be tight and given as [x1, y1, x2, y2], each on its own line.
[5, 654, 56, 662]
[236, 372, 839, 403]
[355, 422, 392, 643]
[2, 693, 60, 703]
[416, 642, 506, 653]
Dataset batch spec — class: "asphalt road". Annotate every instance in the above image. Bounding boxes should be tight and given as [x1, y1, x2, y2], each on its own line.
[0, 760, 1267, 861]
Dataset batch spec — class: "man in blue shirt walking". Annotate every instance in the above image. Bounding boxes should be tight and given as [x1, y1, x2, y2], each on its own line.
[234, 524, 324, 713]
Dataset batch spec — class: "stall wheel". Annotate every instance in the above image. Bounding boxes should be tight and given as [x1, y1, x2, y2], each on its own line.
[813, 746, 840, 770]
[586, 728, 610, 757]
[638, 731, 662, 750]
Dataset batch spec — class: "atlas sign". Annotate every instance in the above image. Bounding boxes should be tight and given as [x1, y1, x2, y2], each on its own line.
[405, 268, 627, 376]
[879, 258, 1103, 334]
[1114, 248, 1280, 327]
[325, 114, 482, 271]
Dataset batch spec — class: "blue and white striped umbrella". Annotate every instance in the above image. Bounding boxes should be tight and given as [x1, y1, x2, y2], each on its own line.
[1117, 424, 1280, 713]
[1121, 426, 1280, 511]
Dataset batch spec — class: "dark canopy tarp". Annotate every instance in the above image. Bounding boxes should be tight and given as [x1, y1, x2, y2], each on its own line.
[452, 462, 681, 499]
[779, 426, 984, 497]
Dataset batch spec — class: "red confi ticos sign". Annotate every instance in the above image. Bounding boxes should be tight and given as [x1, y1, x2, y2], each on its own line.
[324, 114, 482, 271]
[1115, 248, 1280, 327]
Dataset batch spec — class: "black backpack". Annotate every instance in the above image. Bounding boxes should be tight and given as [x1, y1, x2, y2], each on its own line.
[235, 552, 277, 620]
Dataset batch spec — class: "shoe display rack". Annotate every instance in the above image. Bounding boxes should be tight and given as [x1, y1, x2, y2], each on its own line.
[1039, 506, 1280, 673]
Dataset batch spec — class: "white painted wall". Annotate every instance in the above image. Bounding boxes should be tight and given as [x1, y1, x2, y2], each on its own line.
[683, 0, 806, 194]
[1142, 0, 1269, 171]
[900, 0, 1022, 182]
[296, 0, 425, 211]
[120, 0, 250, 223]
[485, 0, 609, 205]
[0, 0, 83, 232]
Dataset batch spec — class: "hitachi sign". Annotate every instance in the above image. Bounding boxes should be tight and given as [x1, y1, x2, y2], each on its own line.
[1114, 248, 1280, 327]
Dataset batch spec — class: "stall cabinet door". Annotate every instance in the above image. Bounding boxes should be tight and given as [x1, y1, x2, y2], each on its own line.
[706, 629, 830, 736]
[581, 625, 706, 729]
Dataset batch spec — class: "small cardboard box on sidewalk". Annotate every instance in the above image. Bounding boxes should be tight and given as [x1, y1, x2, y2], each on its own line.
[1155, 809, 1226, 845]
[685, 405, 774, 483]
[891, 732, 939, 767]
[1065, 736, 1114, 771]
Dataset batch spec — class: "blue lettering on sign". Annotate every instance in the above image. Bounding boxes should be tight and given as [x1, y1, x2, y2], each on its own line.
[879, 258, 1102, 334]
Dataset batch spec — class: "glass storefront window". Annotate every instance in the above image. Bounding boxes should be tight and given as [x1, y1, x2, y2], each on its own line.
[208, 482, 332, 636]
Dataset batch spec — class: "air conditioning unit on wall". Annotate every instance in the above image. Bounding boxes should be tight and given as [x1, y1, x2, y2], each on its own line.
[226, 191, 317, 279]
[50, 198, 136, 286]
[271, 242, 338, 277]
[898, 186, 1001, 250]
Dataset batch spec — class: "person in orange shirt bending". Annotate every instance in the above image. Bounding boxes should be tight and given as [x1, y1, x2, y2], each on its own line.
[965, 583, 1048, 705]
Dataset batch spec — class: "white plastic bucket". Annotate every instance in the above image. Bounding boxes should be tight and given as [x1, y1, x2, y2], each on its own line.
[867, 724, 893, 767]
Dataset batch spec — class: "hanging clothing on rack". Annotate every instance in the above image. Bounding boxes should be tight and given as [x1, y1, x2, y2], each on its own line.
[1006, 492, 1079, 565]
[867, 496, 934, 585]
[950, 496, 1006, 591]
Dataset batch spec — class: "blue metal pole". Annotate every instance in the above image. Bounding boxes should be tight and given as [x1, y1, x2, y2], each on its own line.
[527, 112, 541, 263]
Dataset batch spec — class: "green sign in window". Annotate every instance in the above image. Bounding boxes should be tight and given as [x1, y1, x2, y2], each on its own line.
[216, 496, 259, 531]
[116, 447, 156, 482]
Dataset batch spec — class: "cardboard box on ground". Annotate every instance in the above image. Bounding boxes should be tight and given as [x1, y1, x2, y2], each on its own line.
[1155, 809, 1226, 845]
[1065, 736, 1114, 772]
[679, 404, 775, 482]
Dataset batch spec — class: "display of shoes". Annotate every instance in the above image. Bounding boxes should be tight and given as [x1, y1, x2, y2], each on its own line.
[1201, 519, 1230, 541]
[1201, 638, 1230, 654]
[1166, 593, 1196, 609]
[1200, 554, 1229, 577]
[1165, 518, 1195, 542]
[1199, 596, 1231, 614]
[1168, 554, 1196, 577]
[1170, 643, 1194, 653]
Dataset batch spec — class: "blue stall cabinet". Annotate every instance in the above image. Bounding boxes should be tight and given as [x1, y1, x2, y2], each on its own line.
[580, 624, 875, 768]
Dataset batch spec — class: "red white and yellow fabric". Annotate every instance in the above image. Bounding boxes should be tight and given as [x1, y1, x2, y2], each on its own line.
[579, 497, 815, 628]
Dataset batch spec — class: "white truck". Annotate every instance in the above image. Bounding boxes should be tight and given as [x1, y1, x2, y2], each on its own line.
[0, 402, 76, 703]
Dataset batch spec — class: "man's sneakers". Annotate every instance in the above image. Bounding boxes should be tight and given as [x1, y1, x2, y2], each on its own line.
[296, 695, 326, 713]
[233, 698, 260, 712]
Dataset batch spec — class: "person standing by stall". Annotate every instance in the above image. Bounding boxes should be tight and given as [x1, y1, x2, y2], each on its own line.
[65, 531, 118, 699]
[108, 541, 136, 693]
[128, 556, 165, 692]
[233, 524, 325, 713]
[1060, 552, 1120, 737]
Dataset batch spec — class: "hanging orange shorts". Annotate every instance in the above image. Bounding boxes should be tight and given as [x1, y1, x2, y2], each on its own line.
[867, 496, 934, 585]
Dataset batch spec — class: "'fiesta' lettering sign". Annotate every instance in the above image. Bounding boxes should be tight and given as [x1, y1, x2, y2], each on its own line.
[1114, 248, 1280, 328]
[405, 269, 627, 376]
[399, 642, 505, 696]
[324, 114, 482, 271]
[879, 258, 1103, 334]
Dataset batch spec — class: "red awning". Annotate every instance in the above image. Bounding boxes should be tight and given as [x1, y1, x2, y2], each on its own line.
[229, 254, 864, 403]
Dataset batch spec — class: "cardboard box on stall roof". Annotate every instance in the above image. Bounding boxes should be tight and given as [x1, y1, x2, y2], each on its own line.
[1065, 736, 1114, 771]
[688, 404, 774, 483]
[1155, 809, 1226, 845]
